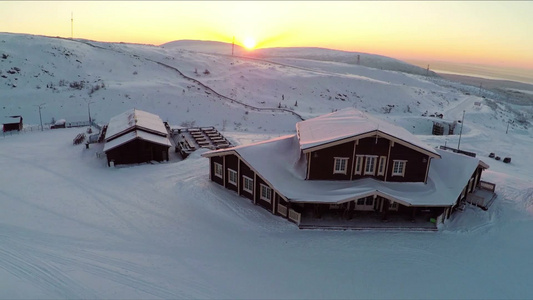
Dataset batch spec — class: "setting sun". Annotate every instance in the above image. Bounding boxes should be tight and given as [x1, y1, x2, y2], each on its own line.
[243, 37, 257, 50]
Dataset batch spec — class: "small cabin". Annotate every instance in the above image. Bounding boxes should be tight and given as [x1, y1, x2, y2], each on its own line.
[51, 119, 66, 129]
[2, 116, 23, 132]
[103, 109, 171, 166]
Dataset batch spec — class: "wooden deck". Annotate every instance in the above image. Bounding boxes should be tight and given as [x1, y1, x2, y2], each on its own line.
[170, 126, 232, 158]
[467, 188, 497, 211]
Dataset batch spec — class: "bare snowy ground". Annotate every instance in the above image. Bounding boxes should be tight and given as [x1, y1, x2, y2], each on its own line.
[0, 125, 532, 299]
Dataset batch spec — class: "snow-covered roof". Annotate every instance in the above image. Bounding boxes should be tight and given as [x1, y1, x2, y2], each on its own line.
[296, 108, 439, 157]
[105, 109, 168, 141]
[204, 135, 488, 207]
[103, 130, 171, 153]
[1, 115, 22, 124]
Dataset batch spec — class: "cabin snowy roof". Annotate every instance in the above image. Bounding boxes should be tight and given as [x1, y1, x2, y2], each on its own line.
[203, 135, 488, 207]
[1, 115, 22, 124]
[105, 109, 168, 141]
[296, 108, 439, 157]
[103, 130, 171, 153]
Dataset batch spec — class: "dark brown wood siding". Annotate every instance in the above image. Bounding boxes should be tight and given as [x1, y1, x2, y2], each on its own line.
[387, 143, 429, 182]
[210, 156, 224, 186]
[2, 120, 22, 132]
[255, 176, 273, 211]
[224, 154, 239, 193]
[106, 139, 169, 166]
[352, 137, 390, 180]
[239, 160, 255, 201]
[308, 140, 355, 180]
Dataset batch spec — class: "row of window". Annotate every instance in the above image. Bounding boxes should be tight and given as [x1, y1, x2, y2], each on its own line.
[215, 162, 400, 210]
[213, 162, 272, 203]
[329, 197, 399, 210]
[333, 156, 406, 177]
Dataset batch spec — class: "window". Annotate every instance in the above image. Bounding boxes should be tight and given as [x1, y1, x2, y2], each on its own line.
[214, 162, 223, 178]
[243, 176, 254, 193]
[333, 157, 349, 174]
[364, 156, 377, 175]
[228, 169, 237, 185]
[377, 156, 387, 176]
[355, 196, 375, 211]
[389, 201, 398, 210]
[260, 184, 272, 203]
[392, 160, 407, 177]
[354, 155, 364, 175]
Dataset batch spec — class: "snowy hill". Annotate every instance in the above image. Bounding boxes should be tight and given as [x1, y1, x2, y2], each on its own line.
[1, 32, 533, 299]
[161, 40, 438, 77]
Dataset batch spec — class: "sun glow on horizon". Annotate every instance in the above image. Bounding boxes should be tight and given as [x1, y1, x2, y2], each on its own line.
[243, 37, 257, 50]
[0, 2, 531, 70]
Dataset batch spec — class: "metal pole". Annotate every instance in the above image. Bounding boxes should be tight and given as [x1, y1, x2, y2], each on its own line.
[506, 121, 510, 134]
[35, 103, 45, 131]
[457, 110, 465, 150]
[88, 102, 91, 125]
[39, 106, 43, 131]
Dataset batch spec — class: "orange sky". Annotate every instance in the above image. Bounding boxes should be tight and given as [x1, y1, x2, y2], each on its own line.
[1, 1, 532, 70]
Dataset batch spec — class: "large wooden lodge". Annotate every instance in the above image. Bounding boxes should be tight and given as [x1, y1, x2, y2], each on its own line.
[202, 108, 496, 230]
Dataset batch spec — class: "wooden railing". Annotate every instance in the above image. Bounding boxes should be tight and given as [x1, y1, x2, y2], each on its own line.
[467, 194, 485, 207]
[277, 204, 287, 217]
[288, 209, 301, 225]
[479, 180, 496, 192]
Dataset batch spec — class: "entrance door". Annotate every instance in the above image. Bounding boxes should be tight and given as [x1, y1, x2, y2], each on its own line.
[354, 196, 375, 211]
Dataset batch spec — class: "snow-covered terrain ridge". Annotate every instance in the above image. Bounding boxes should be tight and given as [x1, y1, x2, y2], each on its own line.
[1, 32, 533, 299]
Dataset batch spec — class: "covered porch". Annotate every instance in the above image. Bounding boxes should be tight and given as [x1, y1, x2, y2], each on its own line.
[294, 200, 444, 231]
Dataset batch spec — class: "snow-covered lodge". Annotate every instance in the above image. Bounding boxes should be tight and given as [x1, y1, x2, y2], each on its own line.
[202, 108, 496, 230]
[103, 109, 171, 166]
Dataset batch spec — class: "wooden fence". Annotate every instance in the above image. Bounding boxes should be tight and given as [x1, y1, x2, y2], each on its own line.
[277, 204, 288, 217]
[479, 180, 496, 192]
[288, 209, 301, 225]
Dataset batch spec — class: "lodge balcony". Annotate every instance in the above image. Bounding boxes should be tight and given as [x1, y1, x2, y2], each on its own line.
[466, 180, 497, 211]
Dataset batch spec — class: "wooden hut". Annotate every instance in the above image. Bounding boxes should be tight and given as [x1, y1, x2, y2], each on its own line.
[103, 109, 171, 166]
[2, 116, 23, 132]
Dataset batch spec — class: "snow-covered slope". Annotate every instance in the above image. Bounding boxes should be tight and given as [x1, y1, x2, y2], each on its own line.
[161, 40, 438, 76]
[1, 33, 533, 299]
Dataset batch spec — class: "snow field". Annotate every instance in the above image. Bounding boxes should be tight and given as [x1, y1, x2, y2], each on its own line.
[1, 125, 533, 299]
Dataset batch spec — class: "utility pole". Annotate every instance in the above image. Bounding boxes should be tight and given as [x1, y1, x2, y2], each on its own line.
[71, 12, 73, 39]
[457, 110, 465, 150]
[479, 82, 482, 96]
[506, 120, 510, 134]
[426, 64, 430, 76]
[87, 101, 94, 126]
[232, 36, 235, 56]
[35, 103, 45, 131]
